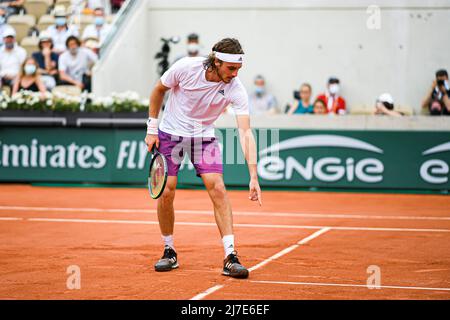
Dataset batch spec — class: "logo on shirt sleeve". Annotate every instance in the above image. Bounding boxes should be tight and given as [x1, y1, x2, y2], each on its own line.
[218, 89, 225, 96]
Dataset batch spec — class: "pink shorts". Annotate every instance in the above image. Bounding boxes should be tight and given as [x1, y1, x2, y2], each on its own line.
[158, 129, 223, 177]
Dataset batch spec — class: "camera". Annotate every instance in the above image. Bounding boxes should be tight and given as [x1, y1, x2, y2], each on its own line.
[293, 90, 300, 100]
[154, 36, 180, 76]
[437, 79, 445, 87]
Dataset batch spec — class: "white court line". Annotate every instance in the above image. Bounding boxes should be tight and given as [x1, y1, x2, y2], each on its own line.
[2, 217, 446, 233]
[190, 227, 330, 300]
[1, 206, 449, 221]
[248, 227, 331, 272]
[0, 217, 22, 221]
[190, 285, 225, 301]
[249, 280, 450, 292]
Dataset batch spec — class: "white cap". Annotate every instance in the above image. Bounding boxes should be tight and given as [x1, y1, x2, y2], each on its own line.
[378, 93, 394, 105]
[53, 5, 68, 17]
[39, 31, 52, 41]
[3, 27, 16, 38]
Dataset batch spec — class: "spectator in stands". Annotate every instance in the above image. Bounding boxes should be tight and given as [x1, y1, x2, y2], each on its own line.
[82, 7, 112, 45]
[185, 33, 202, 58]
[0, 6, 12, 47]
[111, 0, 125, 13]
[0, 0, 24, 17]
[173, 33, 204, 64]
[0, 27, 26, 89]
[71, 0, 112, 15]
[373, 93, 403, 117]
[316, 77, 346, 115]
[88, 1, 111, 14]
[12, 57, 47, 95]
[287, 83, 314, 114]
[58, 35, 97, 92]
[32, 31, 58, 90]
[248, 75, 278, 115]
[421, 69, 450, 116]
[312, 99, 327, 115]
[83, 37, 100, 56]
[46, 5, 79, 54]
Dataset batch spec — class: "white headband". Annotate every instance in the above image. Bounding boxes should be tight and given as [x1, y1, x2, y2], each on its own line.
[213, 51, 244, 63]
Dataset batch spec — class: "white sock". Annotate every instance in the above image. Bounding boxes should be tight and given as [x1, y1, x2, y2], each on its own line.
[162, 235, 175, 251]
[222, 234, 235, 258]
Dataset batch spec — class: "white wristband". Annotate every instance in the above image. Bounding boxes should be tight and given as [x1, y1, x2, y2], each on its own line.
[146, 117, 159, 135]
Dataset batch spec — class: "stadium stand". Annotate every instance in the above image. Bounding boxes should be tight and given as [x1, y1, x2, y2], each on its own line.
[23, 0, 50, 21]
[36, 14, 55, 31]
[6, 14, 36, 42]
[72, 13, 94, 35]
[20, 34, 39, 56]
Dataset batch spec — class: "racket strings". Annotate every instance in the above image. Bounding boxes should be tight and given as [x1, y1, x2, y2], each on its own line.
[150, 155, 166, 197]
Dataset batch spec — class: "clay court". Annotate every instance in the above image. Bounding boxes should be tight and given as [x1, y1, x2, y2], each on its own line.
[0, 184, 449, 300]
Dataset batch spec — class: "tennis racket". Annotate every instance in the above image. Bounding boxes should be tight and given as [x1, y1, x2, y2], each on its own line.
[148, 146, 168, 199]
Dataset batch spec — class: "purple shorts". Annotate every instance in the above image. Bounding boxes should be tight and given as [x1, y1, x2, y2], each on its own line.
[158, 129, 223, 177]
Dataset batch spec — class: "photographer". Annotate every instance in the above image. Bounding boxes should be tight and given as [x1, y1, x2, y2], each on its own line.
[155, 36, 179, 76]
[422, 69, 450, 115]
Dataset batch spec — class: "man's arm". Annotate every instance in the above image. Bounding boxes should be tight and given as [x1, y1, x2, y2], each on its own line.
[375, 104, 402, 117]
[236, 114, 262, 205]
[442, 92, 450, 112]
[383, 109, 403, 117]
[148, 80, 169, 118]
[59, 70, 83, 88]
[144, 80, 170, 151]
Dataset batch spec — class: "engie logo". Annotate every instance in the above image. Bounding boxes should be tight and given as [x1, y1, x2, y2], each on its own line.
[420, 142, 450, 184]
[257, 135, 384, 183]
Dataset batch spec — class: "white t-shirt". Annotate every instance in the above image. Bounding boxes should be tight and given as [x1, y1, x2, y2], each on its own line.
[82, 23, 112, 43]
[249, 92, 277, 115]
[46, 25, 79, 53]
[160, 57, 249, 137]
[58, 47, 98, 82]
[0, 44, 26, 78]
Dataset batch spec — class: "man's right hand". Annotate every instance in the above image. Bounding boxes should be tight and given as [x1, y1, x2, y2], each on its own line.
[431, 80, 437, 91]
[145, 134, 159, 152]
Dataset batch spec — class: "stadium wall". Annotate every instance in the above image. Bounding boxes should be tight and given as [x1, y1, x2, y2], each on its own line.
[93, 0, 450, 114]
[1, 116, 449, 191]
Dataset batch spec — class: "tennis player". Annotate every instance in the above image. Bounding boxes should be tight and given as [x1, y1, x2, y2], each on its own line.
[145, 38, 261, 279]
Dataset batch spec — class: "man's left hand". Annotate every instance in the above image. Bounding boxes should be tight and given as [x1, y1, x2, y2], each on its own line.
[249, 178, 262, 206]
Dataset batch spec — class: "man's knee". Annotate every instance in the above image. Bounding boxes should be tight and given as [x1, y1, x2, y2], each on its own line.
[159, 178, 177, 203]
[208, 180, 227, 199]
[161, 184, 176, 199]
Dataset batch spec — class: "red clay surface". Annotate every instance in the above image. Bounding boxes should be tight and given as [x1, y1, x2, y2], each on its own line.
[0, 184, 449, 299]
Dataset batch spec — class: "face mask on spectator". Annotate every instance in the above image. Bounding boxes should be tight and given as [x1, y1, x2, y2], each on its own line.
[55, 17, 67, 26]
[95, 17, 105, 26]
[187, 43, 199, 54]
[329, 84, 340, 95]
[24, 64, 37, 75]
[0, 15, 6, 25]
[4, 42, 14, 49]
[255, 86, 265, 96]
[69, 47, 79, 55]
